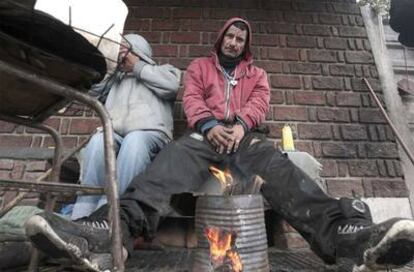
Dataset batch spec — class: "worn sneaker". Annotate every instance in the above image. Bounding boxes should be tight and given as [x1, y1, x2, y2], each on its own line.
[336, 218, 414, 271]
[25, 212, 112, 271]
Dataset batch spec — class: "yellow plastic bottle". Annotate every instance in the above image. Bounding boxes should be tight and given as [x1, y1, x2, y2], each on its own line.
[282, 124, 295, 151]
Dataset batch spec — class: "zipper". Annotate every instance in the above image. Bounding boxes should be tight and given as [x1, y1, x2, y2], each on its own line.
[222, 67, 237, 122]
[224, 80, 231, 121]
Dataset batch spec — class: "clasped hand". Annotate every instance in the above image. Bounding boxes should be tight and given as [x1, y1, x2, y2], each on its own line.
[206, 124, 245, 154]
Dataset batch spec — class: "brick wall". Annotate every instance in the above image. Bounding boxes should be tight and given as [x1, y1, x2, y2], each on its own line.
[0, 0, 408, 246]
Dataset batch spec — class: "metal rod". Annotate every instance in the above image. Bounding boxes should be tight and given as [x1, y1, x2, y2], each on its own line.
[0, 179, 105, 194]
[363, 78, 414, 166]
[0, 59, 124, 271]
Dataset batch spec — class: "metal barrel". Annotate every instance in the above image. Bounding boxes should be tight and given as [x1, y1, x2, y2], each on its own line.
[192, 195, 269, 272]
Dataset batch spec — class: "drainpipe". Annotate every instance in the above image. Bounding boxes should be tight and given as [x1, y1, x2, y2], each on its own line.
[360, 6, 414, 215]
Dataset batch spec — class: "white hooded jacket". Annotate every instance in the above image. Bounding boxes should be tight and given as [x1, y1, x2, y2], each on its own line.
[94, 34, 181, 139]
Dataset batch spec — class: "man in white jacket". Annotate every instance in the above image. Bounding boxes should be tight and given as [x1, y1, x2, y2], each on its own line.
[70, 34, 181, 220]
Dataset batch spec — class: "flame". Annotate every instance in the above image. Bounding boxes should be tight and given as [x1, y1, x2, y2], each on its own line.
[209, 166, 233, 190]
[205, 227, 243, 272]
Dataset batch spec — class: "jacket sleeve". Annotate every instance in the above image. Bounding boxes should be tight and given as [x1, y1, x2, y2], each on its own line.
[235, 69, 270, 129]
[133, 62, 181, 101]
[183, 60, 215, 129]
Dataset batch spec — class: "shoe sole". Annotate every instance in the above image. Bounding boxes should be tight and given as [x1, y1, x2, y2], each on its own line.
[25, 215, 83, 259]
[355, 219, 414, 271]
[25, 215, 109, 272]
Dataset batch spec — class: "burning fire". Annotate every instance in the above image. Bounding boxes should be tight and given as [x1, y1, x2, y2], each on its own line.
[205, 227, 243, 272]
[209, 166, 234, 192]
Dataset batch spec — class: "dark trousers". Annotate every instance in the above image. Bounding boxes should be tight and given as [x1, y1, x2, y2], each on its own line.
[91, 131, 372, 264]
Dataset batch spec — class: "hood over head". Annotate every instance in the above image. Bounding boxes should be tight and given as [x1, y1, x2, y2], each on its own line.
[213, 17, 253, 62]
[123, 34, 156, 65]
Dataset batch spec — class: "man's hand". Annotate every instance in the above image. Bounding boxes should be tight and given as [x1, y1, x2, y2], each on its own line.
[120, 52, 139, 73]
[207, 125, 234, 154]
[119, 43, 140, 73]
[226, 124, 245, 153]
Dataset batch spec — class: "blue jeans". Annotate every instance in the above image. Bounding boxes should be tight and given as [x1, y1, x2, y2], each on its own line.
[71, 130, 168, 220]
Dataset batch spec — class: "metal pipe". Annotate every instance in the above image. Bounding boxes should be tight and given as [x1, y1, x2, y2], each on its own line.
[0, 59, 124, 271]
[363, 78, 414, 166]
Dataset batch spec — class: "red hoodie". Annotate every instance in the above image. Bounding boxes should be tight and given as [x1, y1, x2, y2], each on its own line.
[183, 17, 270, 131]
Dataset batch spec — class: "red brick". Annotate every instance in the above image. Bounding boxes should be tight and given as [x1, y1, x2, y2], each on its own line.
[0, 159, 14, 170]
[153, 45, 178, 57]
[345, 52, 374, 64]
[251, 34, 279, 46]
[60, 118, 70, 135]
[267, 122, 284, 138]
[332, 3, 361, 15]
[312, 77, 343, 90]
[359, 109, 386, 124]
[188, 46, 210, 57]
[338, 26, 367, 38]
[336, 92, 361, 107]
[340, 125, 368, 140]
[262, 23, 296, 34]
[245, 10, 278, 21]
[271, 75, 301, 89]
[270, 91, 284, 104]
[172, 8, 202, 18]
[308, 50, 337, 62]
[26, 117, 61, 133]
[289, 63, 321, 75]
[351, 78, 381, 92]
[204, 8, 241, 20]
[171, 32, 200, 44]
[0, 121, 16, 133]
[0, 136, 32, 147]
[320, 160, 338, 177]
[140, 32, 162, 43]
[11, 161, 25, 179]
[274, 106, 308, 121]
[317, 108, 350, 122]
[318, 14, 342, 25]
[324, 38, 348, 50]
[23, 172, 46, 180]
[130, 7, 170, 18]
[152, 20, 180, 31]
[124, 18, 150, 31]
[69, 118, 100, 135]
[366, 143, 399, 159]
[322, 143, 358, 158]
[255, 61, 283, 74]
[286, 36, 317, 48]
[25, 160, 48, 172]
[43, 136, 78, 148]
[326, 178, 364, 198]
[349, 160, 379, 177]
[284, 12, 313, 24]
[180, 20, 223, 32]
[169, 58, 192, 70]
[0, 170, 10, 179]
[294, 91, 326, 105]
[302, 25, 331, 36]
[268, 48, 299, 61]
[370, 179, 408, 197]
[298, 124, 332, 140]
[262, 1, 293, 10]
[329, 64, 355, 76]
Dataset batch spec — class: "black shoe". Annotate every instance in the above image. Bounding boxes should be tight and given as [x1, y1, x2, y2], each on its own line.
[336, 218, 414, 271]
[25, 212, 112, 271]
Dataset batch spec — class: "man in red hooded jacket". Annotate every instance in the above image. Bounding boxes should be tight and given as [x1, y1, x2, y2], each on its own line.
[25, 18, 414, 272]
